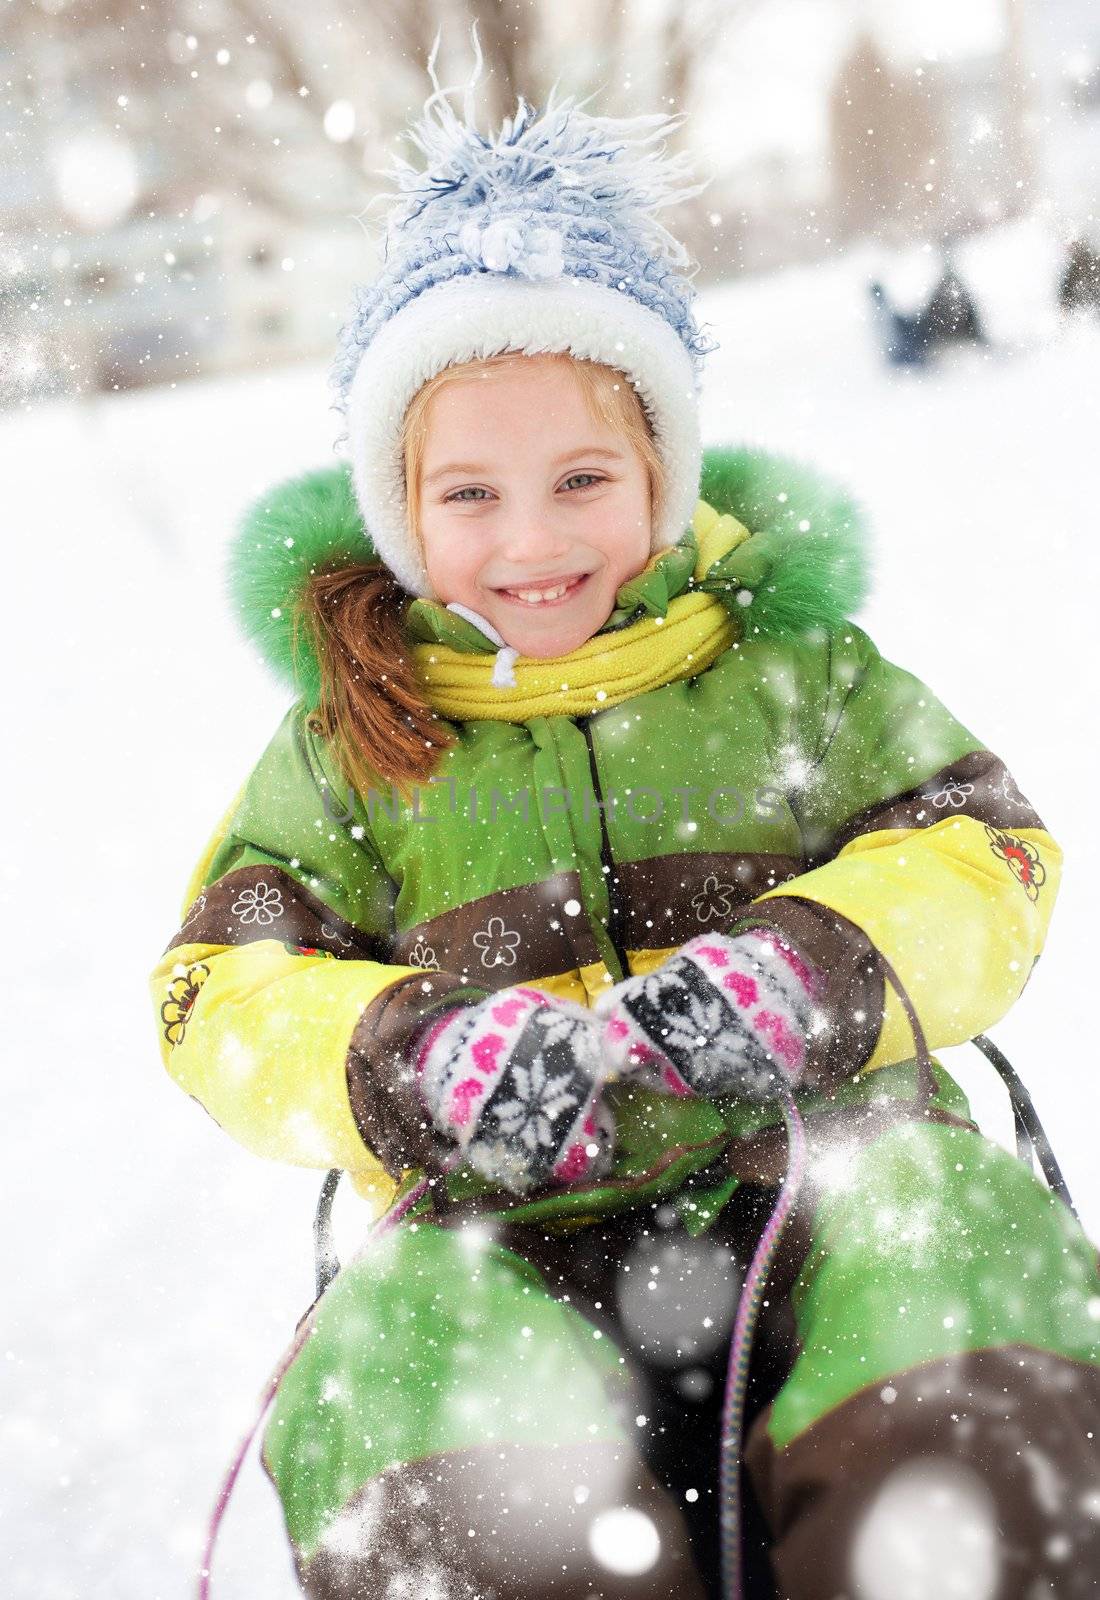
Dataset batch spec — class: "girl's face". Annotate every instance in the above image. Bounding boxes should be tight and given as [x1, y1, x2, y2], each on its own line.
[416, 356, 653, 658]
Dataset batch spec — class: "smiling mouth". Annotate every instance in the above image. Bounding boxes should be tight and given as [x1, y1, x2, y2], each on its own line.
[493, 573, 591, 607]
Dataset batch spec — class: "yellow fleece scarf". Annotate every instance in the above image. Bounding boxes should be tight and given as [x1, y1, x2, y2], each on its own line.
[412, 502, 750, 722]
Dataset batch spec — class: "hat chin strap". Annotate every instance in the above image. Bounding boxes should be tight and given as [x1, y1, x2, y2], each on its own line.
[344, 274, 704, 600]
[444, 601, 520, 689]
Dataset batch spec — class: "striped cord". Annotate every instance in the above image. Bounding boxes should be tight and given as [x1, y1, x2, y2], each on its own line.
[720, 1089, 808, 1600]
[196, 1175, 431, 1599]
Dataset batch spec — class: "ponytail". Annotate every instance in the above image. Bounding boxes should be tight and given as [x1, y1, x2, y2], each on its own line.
[293, 564, 453, 798]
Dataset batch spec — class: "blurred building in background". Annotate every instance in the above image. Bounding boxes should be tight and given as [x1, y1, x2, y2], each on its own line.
[703, 0, 1099, 269]
[1, 0, 1097, 403]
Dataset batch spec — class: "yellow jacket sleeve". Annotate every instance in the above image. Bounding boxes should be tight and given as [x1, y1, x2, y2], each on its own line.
[148, 703, 483, 1211]
[735, 624, 1062, 1085]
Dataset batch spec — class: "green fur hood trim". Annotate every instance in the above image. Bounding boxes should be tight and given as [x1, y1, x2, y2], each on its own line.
[226, 446, 874, 708]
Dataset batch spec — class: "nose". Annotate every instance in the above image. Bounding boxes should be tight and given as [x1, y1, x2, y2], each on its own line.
[498, 519, 572, 569]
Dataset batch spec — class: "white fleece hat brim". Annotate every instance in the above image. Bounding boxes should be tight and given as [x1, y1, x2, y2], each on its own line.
[344, 273, 702, 598]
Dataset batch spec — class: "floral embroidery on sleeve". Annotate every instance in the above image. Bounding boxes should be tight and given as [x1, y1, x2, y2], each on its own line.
[690, 874, 738, 924]
[178, 892, 208, 936]
[472, 915, 522, 968]
[408, 936, 439, 969]
[927, 778, 975, 809]
[160, 963, 211, 1048]
[230, 881, 285, 926]
[986, 826, 1046, 902]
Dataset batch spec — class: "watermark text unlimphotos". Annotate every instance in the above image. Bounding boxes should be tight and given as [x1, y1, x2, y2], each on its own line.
[321, 776, 786, 829]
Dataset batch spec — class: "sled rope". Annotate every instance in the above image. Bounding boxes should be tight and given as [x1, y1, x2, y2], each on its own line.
[719, 947, 933, 1600]
[195, 1174, 431, 1599]
[719, 1089, 807, 1600]
[197, 943, 1066, 1600]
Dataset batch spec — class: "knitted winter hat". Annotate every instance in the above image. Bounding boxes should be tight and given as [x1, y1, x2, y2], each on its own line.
[331, 29, 717, 599]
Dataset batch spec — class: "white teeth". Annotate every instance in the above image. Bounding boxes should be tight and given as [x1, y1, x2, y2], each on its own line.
[503, 580, 575, 604]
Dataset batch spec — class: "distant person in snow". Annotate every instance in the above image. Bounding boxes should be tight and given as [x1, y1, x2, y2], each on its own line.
[1059, 237, 1100, 315]
[150, 34, 1100, 1600]
[868, 256, 986, 369]
[922, 259, 987, 346]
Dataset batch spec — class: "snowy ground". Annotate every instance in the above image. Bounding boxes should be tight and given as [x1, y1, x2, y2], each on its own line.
[4, 243, 1099, 1598]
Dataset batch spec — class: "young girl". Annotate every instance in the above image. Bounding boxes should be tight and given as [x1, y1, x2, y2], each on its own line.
[151, 60, 1100, 1600]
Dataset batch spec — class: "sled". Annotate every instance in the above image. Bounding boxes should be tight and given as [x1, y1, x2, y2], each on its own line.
[311, 1030, 1078, 1297]
[196, 1008, 1079, 1600]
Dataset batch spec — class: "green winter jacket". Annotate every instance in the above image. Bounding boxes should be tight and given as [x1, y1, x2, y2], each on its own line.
[149, 448, 1060, 1221]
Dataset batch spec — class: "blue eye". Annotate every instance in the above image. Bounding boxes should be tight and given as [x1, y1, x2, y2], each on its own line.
[563, 473, 605, 491]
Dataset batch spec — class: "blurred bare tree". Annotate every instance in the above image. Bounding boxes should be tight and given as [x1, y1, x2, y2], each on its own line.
[828, 31, 946, 244]
[6, 0, 748, 237]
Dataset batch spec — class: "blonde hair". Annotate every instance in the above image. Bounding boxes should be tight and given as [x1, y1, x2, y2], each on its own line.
[299, 351, 666, 796]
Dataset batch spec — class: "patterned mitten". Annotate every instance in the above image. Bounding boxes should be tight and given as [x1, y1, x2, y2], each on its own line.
[414, 985, 616, 1195]
[595, 929, 823, 1102]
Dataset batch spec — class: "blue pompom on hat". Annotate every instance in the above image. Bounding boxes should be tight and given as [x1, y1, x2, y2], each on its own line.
[333, 27, 719, 599]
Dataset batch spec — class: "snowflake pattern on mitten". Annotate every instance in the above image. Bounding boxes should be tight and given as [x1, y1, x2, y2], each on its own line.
[415, 986, 614, 1194]
[597, 929, 823, 1102]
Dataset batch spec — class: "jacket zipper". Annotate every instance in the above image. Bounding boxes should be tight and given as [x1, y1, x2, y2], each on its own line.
[577, 715, 630, 980]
